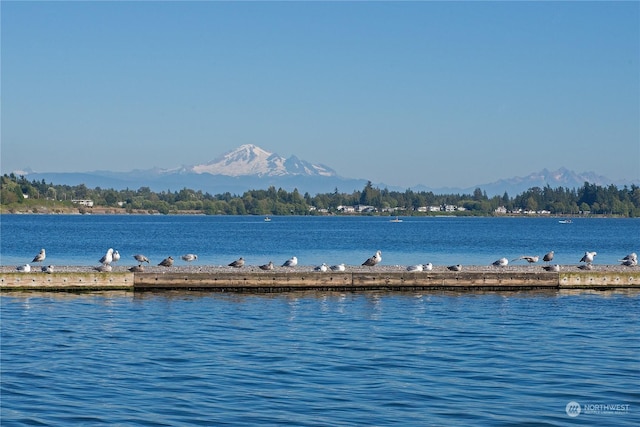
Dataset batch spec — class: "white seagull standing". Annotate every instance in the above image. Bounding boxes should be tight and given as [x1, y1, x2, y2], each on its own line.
[259, 261, 274, 271]
[619, 253, 638, 263]
[314, 263, 328, 272]
[181, 254, 198, 262]
[158, 256, 174, 267]
[282, 256, 298, 267]
[228, 257, 245, 268]
[362, 250, 382, 267]
[133, 254, 150, 264]
[112, 250, 121, 264]
[543, 251, 555, 264]
[99, 248, 114, 265]
[423, 262, 433, 271]
[492, 258, 509, 268]
[579, 251, 597, 264]
[16, 264, 31, 273]
[32, 249, 46, 264]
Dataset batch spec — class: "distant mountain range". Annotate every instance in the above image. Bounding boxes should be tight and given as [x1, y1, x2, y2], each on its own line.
[14, 144, 638, 197]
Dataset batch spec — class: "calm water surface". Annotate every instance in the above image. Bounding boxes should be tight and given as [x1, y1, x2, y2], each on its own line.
[1, 215, 638, 267]
[1, 290, 639, 426]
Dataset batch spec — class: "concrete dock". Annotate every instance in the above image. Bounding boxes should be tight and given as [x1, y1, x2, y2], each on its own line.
[1, 269, 639, 292]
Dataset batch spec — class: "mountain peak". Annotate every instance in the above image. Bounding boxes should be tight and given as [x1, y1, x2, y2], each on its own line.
[190, 144, 336, 178]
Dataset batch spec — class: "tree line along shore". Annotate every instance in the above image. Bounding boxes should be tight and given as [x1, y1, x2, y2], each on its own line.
[2, 174, 640, 217]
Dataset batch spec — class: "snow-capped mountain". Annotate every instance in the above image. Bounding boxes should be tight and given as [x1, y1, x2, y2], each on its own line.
[188, 144, 336, 178]
[13, 145, 637, 196]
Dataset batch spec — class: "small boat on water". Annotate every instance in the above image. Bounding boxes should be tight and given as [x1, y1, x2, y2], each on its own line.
[558, 219, 573, 224]
[264, 216, 271, 222]
[390, 216, 403, 223]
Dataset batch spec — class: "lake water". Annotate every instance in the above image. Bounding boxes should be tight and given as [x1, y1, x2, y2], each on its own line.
[1, 215, 639, 425]
[1, 215, 639, 267]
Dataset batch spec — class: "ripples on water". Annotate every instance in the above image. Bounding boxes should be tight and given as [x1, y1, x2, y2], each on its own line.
[1, 290, 639, 426]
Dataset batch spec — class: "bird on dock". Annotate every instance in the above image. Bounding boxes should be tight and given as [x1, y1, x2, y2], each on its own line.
[543, 251, 554, 264]
[542, 264, 560, 272]
[314, 263, 328, 272]
[492, 258, 509, 268]
[41, 265, 54, 274]
[579, 251, 597, 264]
[133, 254, 150, 264]
[407, 264, 423, 272]
[181, 254, 198, 262]
[330, 263, 346, 272]
[621, 258, 638, 267]
[423, 262, 433, 271]
[32, 249, 46, 264]
[362, 250, 382, 267]
[93, 264, 113, 273]
[512, 255, 539, 264]
[112, 250, 121, 264]
[99, 248, 114, 265]
[129, 265, 144, 273]
[577, 263, 593, 270]
[158, 256, 174, 267]
[447, 264, 462, 272]
[259, 261, 274, 271]
[282, 256, 298, 267]
[16, 264, 31, 273]
[619, 253, 638, 263]
[228, 257, 245, 268]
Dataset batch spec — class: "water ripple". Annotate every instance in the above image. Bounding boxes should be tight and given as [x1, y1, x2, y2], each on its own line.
[1, 291, 639, 426]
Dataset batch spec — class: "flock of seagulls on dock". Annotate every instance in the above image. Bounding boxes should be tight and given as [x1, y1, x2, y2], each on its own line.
[13, 247, 639, 274]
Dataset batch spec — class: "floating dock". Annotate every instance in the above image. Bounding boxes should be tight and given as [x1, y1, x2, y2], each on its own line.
[1, 270, 639, 292]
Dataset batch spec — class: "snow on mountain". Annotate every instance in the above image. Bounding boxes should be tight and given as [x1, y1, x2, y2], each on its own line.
[190, 144, 336, 178]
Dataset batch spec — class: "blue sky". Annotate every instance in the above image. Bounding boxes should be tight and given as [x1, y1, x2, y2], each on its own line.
[2, 1, 638, 189]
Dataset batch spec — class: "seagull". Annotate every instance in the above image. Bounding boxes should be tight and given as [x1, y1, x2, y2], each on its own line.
[181, 254, 198, 262]
[93, 264, 113, 273]
[133, 254, 150, 264]
[543, 251, 554, 264]
[579, 251, 597, 264]
[577, 263, 593, 271]
[314, 263, 328, 272]
[407, 264, 423, 272]
[158, 256, 174, 267]
[32, 249, 46, 264]
[619, 253, 638, 263]
[282, 256, 298, 267]
[259, 261, 274, 271]
[41, 265, 54, 274]
[447, 264, 462, 272]
[362, 250, 382, 267]
[492, 257, 509, 268]
[16, 264, 31, 273]
[512, 255, 539, 264]
[99, 248, 114, 265]
[228, 257, 245, 268]
[423, 262, 433, 271]
[542, 264, 560, 272]
[112, 250, 121, 264]
[330, 263, 346, 272]
[621, 259, 638, 267]
[129, 265, 145, 272]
